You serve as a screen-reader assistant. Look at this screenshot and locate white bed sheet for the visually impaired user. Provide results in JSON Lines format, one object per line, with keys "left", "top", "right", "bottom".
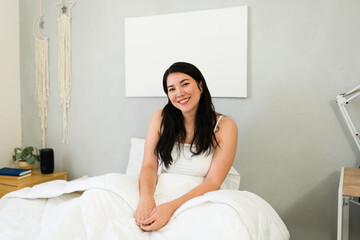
{"left": 0, "top": 173, "right": 289, "bottom": 240}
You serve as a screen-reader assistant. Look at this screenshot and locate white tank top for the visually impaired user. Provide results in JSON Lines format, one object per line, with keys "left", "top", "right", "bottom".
{"left": 160, "top": 115, "right": 223, "bottom": 177}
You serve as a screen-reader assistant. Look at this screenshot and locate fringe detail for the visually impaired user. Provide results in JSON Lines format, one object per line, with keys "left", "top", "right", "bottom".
{"left": 35, "top": 38, "right": 49, "bottom": 148}
{"left": 58, "top": 15, "right": 72, "bottom": 144}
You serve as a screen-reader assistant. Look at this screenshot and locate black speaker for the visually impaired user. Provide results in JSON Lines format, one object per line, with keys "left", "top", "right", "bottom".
{"left": 40, "top": 148, "right": 54, "bottom": 174}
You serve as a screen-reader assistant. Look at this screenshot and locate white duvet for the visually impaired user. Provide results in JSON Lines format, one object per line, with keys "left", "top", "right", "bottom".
{"left": 0, "top": 173, "right": 289, "bottom": 240}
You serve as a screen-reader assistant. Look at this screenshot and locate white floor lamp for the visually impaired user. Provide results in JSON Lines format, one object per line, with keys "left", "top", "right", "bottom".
{"left": 336, "top": 84, "right": 360, "bottom": 153}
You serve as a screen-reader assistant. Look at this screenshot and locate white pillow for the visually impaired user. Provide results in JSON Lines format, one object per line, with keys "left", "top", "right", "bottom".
{"left": 219, "top": 167, "right": 241, "bottom": 190}
{"left": 126, "top": 137, "right": 241, "bottom": 189}
{"left": 126, "top": 138, "right": 145, "bottom": 177}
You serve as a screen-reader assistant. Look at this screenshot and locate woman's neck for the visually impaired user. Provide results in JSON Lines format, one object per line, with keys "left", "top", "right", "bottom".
{"left": 183, "top": 113, "right": 195, "bottom": 129}
{"left": 183, "top": 111, "right": 196, "bottom": 124}
{"left": 182, "top": 113, "right": 196, "bottom": 144}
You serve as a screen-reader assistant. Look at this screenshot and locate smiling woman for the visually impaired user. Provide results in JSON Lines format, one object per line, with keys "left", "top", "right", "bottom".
{"left": 136, "top": 62, "right": 239, "bottom": 231}
{"left": 157, "top": 62, "right": 220, "bottom": 168}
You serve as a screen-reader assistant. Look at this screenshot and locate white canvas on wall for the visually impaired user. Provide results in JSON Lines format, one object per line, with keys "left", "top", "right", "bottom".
{"left": 125, "top": 6, "right": 248, "bottom": 98}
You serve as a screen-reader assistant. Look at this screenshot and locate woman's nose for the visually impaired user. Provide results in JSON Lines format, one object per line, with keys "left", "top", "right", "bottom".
{"left": 176, "top": 88, "right": 185, "bottom": 97}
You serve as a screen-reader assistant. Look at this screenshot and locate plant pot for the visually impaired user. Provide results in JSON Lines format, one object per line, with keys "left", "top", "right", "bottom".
{"left": 18, "top": 160, "right": 35, "bottom": 169}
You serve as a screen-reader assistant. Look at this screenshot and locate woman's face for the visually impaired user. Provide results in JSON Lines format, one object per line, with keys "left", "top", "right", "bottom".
{"left": 166, "top": 72, "right": 203, "bottom": 116}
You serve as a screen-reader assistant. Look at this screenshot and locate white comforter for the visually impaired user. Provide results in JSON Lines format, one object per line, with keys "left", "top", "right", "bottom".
{"left": 0, "top": 173, "right": 289, "bottom": 240}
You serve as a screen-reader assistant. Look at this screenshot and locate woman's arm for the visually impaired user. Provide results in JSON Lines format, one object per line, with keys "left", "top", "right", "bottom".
{"left": 136, "top": 109, "right": 162, "bottom": 227}
{"left": 140, "top": 116, "right": 238, "bottom": 231}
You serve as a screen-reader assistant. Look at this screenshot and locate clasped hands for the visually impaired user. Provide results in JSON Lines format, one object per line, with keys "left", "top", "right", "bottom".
{"left": 135, "top": 197, "right": 176, "bottom": 231}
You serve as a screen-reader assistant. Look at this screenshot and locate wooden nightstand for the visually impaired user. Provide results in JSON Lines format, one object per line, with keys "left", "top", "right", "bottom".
{"left": 0, "top": 168, "right": 67, "bottom": 198}
{"left": 338, "top": 167, "right": 360, "bottom": 240}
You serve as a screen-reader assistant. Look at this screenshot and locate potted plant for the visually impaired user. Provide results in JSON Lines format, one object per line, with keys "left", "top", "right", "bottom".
{"left": 13, "top": 146, "right": 40, "bottom": 169}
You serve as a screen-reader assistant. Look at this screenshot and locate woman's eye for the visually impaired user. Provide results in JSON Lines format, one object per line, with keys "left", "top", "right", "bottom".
{"left": 183, "top": 83, "right": 189, "bottom": 87}
{"left": 168, "top": 88, "right": 175, "bottom": 92}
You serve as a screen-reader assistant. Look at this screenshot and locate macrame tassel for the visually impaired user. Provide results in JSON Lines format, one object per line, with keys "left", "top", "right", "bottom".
{"left": 35, "top": 38, "right": 49, "bottom": 148}
{"left": 58, "top": 15, "right": 72, "bottom": 144}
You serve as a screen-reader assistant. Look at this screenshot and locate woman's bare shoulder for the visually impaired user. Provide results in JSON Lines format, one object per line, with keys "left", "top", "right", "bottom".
{"left": 216, "top": 115, "right": 238, "bottom": 141}
{"left": 217, "top": 115, "right": 237, "bottom": 130}
{"left": 148, "top": 109, "right": 163, "bottom": 132}
{"left": 151, "top": 109, "right": 163, "bottom": 122}
{"left": 222, "top": 116, "right": 237, "bottom": 127}
{"left": 153, "top": 109, "right": 163, "bottom": 117}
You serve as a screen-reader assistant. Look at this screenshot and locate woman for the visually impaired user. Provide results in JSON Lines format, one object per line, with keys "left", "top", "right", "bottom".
{"left": 136, "top": 62, "right": 238, "bottom": 231}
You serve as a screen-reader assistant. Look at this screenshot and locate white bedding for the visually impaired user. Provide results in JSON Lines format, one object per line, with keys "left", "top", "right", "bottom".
{"left": 0, "top": 173, "right": 289, "bottom": 240}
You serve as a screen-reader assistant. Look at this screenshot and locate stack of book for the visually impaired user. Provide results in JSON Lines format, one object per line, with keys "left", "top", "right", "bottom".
{"left": 0, "top": 167, "right": 32, "bottom": 180}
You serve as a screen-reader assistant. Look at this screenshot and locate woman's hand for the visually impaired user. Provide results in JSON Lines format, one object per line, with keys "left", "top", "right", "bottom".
{"left": 139, "top": 202, "right": 176, "bottom": 231}
{"left": 135, "top": 197, "right": 156, "bottom": 227}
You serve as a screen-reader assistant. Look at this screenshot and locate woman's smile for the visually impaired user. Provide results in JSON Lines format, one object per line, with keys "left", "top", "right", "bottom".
{"left": 178, "top": 97, "right": 190, "bottom": 105}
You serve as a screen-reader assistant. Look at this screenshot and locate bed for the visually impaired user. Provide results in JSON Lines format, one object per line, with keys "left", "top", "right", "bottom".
{"left": 0, "top": 138, "right": 290, "bottom": 240}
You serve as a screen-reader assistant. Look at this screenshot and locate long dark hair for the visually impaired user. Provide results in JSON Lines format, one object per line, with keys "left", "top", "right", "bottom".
{"left": 156, "top": 62, "right": 219, "bottom": 168}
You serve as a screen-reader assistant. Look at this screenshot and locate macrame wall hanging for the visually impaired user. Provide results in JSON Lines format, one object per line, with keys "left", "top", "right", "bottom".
{"left": 33, "top": 0, "right": 49, "bottom": 148}
{"left": 55, "top": 0, "right": 75, "bottom": 144}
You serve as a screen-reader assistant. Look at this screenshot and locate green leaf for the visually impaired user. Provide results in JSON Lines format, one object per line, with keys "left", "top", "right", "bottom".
{"left": 22, "top": 149, "right": 29, "bottom": 155}
{"left": 14, "top": 148, "right": 21, "bottom": 154}
{"left": 27, "top": 156, "right": 37, "bottom": 164}
{"left": 23, "top": 146, "right": 34, "bottom": 155}
{"left": 15, "top": 153, "right": 23, "bottom": 160}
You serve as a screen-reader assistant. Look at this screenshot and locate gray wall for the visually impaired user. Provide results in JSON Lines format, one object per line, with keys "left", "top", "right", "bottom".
{"left": 0, "top": 0, "right": 21, "bottom": 167}
{"left": 20, "top": 0, "right": 360, "bottom": 239}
